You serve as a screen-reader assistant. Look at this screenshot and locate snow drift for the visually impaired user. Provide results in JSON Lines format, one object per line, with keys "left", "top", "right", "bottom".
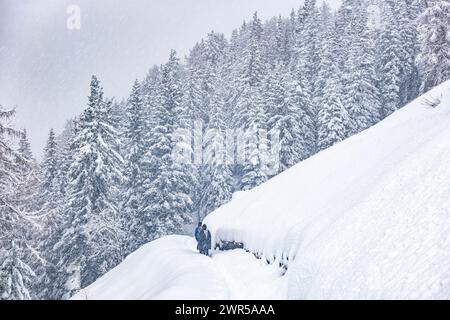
{"left": 75, "top": 81, "right": 450, "bottom": 299}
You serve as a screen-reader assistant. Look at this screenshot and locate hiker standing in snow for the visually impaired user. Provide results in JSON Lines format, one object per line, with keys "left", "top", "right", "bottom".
{"left": 202, "top": 224, "right": 212, "bottom": 256}
{"left": 195, "top": 222, "right": 203, "bottom": 253}
{"left": 194, "top": 222, "right": 202, "bottom": 241}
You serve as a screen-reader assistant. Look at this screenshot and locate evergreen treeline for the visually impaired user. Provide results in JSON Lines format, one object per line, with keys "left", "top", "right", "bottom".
{"left": 1, "top": 0, "right": 449, "bottom": 299}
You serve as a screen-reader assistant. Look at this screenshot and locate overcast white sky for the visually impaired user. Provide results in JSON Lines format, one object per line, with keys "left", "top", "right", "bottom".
{"left": 0, "top": 0, "right": 341, "bottom": 157}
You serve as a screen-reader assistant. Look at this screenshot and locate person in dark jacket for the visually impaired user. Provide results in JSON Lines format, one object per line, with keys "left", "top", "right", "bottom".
{"left": 202, "top": 224, "right": 212, "bottom": 256}
{"left": 196, "top": 223, "right": 206, "bottom": 253}
{"left": 194, "top": 222, "right": 202, "bottom": 241}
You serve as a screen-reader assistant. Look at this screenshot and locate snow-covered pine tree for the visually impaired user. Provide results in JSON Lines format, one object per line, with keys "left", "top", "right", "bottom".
{"left": 315, "top": 17, "right": 350, "bottom": 151}
{"left": 54, "top": 120, "right": 76, "bottom": 198}
{"left": 199, "top": 79, "right": 234, "bottom": 218}
{"left": 402, "top": 0, "right": 428, "bottom": 101}
{"left": 318, "top": 77, "right": 350, "bottom": 151}
{"left": 379, "top": 0, "right": 407, "bottom": 117}
{"left": 265, "top": 63, "right": 314, "bottom": 173}
{"left": 0, "top": 106, "right": 36, "bottom": 300}
{"left": 235, "top": 12, "right": 271, "bottom": 190}
{"left": 396, "top": 0, "right": 421, "bottom": 104}
{"left": 38, "top": 120, "right": 78, "bottom": 300}
{"left": 36, "top": 128, "right": 66, "bottom": 300}
{"left": 344, "top": 7, "right": 382, "bottom": 135}
{"left": 37, "top": 128, "right": 60, "bottom": 236}
{"left": 18, "top": 130, "right": 33, "bottom": 165}
{"left": 187, "top": 31, "right": 234, "bottom": 220}
{"left": 142, "top": 51, "right": 193, "bottom": 238}
{"left": 317, "top": 32, "right": 350, "bottom": 153}
{"left": 273, "top": 16, "right": 292, "bottom": 67}
{"left": 15, "top": 130, "right": 40, "bottom": 214}
{"left": 237, "top": 86, "right": 270, "bottom": 190}
{"left": 185, "top": 48, "right": 207, "bottom": 126}
{"left": 121, "top": 80, "right": 149, "bottom": 255}
{"left": 182, "top": 50, "right": 207, "bottom": 222}
{"left": 242, "top": 12, "right": 266, "bottom": 89}
{"left": 41, "top": 129, "right": 58, "bottom": 197}
{"left": 335, "top": 0, "right": 359, "bottom": 72}
{"left": 0, "top": 240, "right": 36, "bottom": 300}
{"left": 416, "top": 0, "right": 450, "bottom": 93}
{"left": 294, "top": 0, "right": 320, "bottom": 92}
{"left": 54, "top": 76, "right": 124, "bottom": 298}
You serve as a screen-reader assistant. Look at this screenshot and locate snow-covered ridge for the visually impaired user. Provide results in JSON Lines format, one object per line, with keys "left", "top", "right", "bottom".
{"left": 204, "top": 80, "right": 450, "bottom": 299}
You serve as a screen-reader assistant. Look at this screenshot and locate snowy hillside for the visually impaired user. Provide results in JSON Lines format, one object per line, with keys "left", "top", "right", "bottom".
{"left": 74, "top": 81, "right": 450, "bottom": 300}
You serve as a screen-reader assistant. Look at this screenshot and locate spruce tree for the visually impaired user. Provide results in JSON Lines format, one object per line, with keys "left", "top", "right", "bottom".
{"left": 0, "top": 107, "right": 36, "bottom": 300}
{"left": 265, "top": 64, "right": 314, "bottom": 173}
{"left": 379, "top": 2, "right": 403, "bottom": 117}
{"left": 122, "top": 80, "right": 149, "bottom": 255}
{"left": 318, "top": 69, "right": 350, "bottom": 150}
{"left": 416, "top": 0, "right": 450, "bottom": 93}
{"left": 236, "top": 12, "right": 270, "bottom": 190}
{"left": 199, "top": 82, "right": 234, "bottom": 218}
{"left": 345, "top": 9, "right": 382, "bottom": 134}
{"left": 142, "top": 51, "right": 193, "bottom": 238}
{"left": 54, "top": 76, "right": 124, "bottom": 298}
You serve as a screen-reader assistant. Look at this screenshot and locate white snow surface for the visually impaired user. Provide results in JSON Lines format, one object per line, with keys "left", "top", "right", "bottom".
{"left": 205, "top": 81, "right": 450, "bottom": 299}
{"left": 72, "top": 235, "right": 285, "bottom": 300}
{"left": 74, "top": 81, "right": 450, "bottom": 300}
{"left": 72, "top": 236, "right": 228, "bottom": 300}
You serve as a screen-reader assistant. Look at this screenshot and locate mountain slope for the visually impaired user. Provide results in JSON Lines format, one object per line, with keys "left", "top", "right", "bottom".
{"left": 74, "top": 81, "right": 450, "bottom": 299}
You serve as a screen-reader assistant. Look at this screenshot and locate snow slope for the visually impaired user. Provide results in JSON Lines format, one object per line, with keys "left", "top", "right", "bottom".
{"left": 72, "top": 236, "right": 285, "bottom": 300}
{"left": 74, "top": 81, "right": 450, "bottom": 299}
{"left": 72, "top": 236, "right": 229, "bottom": 300}
{"left": 205, "top": 81, "right": 450, "bottom": 299}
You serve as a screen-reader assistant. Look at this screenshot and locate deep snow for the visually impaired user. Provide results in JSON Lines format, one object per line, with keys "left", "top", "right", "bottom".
{"left": 205, "top": 80, "right": 450, "bottom": 299}
{"left": 72, "top": 236, "right": 229, "bottom": 300}
{"left": 74, "top": 81, "right": 450, "bottom": 300}
{"left": 72, "top": 236, "right": 285, "bottom": 300}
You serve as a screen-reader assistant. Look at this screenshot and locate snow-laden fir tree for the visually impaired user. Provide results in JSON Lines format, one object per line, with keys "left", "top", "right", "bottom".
{"left": 142, "top": 51, "right": 193, "bottom": 238}
{"left": 265, "top": 63, "right": 314, "bottom": 173}
{"left": 318, "top": 79, "right": 350, "bottom": 150}
{"left": 189, "top": 32, "right": 233, "bottom": 220}
{"left": 345, "top": 8, "right": 382, "bottom": 134}
{"left": 41, "top": 129, "right": 59, "bottom": 199}
{"left": 37, "top": 129, "right": 60, "bottom": 241}
{"left": 237, "top": 87, "right": 270, "bottom": 190}
{"left": 18, "top": 130, "right": 33, "bottom": 166}
{"left": 294, "top": 0, "right": 320, "bottom": 92}
{"left": 53, "top": 76, "right": 124, "bottom": 298}
{"left": 199, "top": 80, "right": 235, "bottom": 218}
{"left": 0, "top": 240, "right": 36, "bottom": 300}
{"left": 54, "top": 120, "right": 76, "bottom": 197}
{"left": 15, "top": 130, "right": 40, "bottom": 214}
{"left": 37, "top": 128, "right": 66, "bottom": 300}
{"left": 335, "top": 0, "right": 358, "bottom": 72}
{"left": 235, "top": 12, "right": 270, "bottom": 190}
{"left": 416, "top": 0, "right": 450, "bottom": 93}
{"left": 396, "top": 0, "right": 421, "bottom": 104}
{"left": 241, "top": 12, "right": 266, "bottom": 89}
{"left": 317, "top": 50, "right": 350, "bottom": 151}
{"left": 121, "top": 80, "right": 149, "bottom": 255}
{"left": 0, "top": 107, "right": 36, "bottom": 300}
{"left": 379, "top": 0, "right": 410, "bottom": 117}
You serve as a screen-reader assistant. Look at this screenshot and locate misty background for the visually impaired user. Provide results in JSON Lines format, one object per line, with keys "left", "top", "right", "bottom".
{"left": 0, "top": 0, "right": 341, "bottom": 157}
